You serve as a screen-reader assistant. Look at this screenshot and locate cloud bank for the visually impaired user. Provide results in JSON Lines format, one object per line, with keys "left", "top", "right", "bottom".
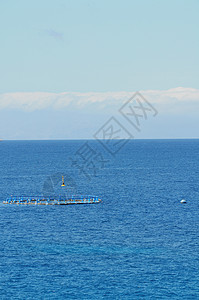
{"left": 0, "top": 87, "right": 199, "bottom": 113}
{"left": 0, "top": 87, "right": 199, "bottom": 139}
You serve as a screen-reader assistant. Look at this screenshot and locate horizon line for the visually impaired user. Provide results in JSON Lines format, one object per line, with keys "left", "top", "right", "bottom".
{"left": 1, "top": 138, "right": 199, "bottom": 141}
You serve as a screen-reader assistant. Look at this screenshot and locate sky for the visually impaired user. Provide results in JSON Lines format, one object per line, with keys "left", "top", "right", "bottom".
{"left": 0, "top": 0, "right": 199, "bottom": 139}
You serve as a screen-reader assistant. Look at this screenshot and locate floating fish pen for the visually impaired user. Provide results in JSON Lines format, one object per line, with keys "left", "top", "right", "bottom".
{"left": 3, "top": 195, "right": 101, "bottom": 205}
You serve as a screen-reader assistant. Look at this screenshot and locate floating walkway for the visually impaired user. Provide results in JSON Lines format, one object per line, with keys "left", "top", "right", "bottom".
{"left": 3, "top": 195, "right": 101, "bottom": 205}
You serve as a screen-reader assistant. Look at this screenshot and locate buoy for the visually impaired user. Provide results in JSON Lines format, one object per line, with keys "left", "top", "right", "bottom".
{"left": 61, "top": 176, "right": 65, "bottom": 187}
{"left": 181, "top": 199, "right": 186, "bottom": 204}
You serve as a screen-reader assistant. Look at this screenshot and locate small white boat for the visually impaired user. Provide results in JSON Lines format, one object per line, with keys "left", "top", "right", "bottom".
{"left": 180, "top": 199, "right": 187, "bottom": 204}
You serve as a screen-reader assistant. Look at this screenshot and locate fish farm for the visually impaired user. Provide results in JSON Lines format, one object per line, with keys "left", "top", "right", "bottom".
{"left": 3, "top": 195, "right": 101, "bottom": 205}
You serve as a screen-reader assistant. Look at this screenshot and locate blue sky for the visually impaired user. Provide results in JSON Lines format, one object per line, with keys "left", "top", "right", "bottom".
{"left": 0, "top": 0, "right": 199, "bottom": 139}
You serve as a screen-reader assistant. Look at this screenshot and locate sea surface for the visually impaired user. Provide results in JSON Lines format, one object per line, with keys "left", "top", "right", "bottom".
{"left": 0, "top": 140, "right": 199, "bottom": 299}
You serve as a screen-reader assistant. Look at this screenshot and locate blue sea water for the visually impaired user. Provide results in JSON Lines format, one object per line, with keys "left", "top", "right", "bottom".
{"left": 0, "top": 139, "right": 199, "bottom": 299}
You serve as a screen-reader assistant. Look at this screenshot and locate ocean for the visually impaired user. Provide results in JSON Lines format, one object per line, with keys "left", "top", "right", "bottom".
{"left": 0, "top": 140, "right": 199, "bottom": 299}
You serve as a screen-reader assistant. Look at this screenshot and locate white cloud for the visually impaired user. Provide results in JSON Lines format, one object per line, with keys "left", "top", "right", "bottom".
{"left": 0, "top": 87, "right": 199, "bottom": 112}
{"left": 142, "top": 87, "right": 199, "bottom": 103}
{"left": 1, "top": 87, "right": 199, "bottom": 140}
